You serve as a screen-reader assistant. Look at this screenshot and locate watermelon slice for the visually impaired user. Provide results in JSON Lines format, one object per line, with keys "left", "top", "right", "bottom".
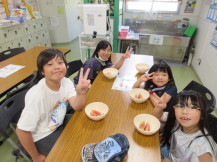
{"left": 145, "top": 122, "right": 150, "bottom": 131}
{"left": 139, "top": 121, "right": 146, "bottom": 130}
{"left": 139, "top": 121, "right": 150, "bottom": 131}
{"left": 137, "top": 93, "right": 143, "bottom": 99}
{"left": 90, "top": 110, "right": 102, "bottom": 116}
{"left": 135, "top": 93, "right": 143, "bottom": 99}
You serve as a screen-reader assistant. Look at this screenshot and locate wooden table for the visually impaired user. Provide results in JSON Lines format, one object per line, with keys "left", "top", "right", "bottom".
{"left": 46, "top": 54, "right": 161, "bottom": 162}
{"left": 0, "top": 46, "right": 70, "bottom": 97}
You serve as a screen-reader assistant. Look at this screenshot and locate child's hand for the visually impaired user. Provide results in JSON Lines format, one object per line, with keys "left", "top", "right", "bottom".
{"left": 152, "top": 93, "right": 167, "bottom": 119}
{"left": 138, "top": 72, "right": 154, "bottom": 82}
{"left": 153, "top": 93, "right": 167, "bottom": 110}
{"left": 76, "top": 68, "right": 91, "bottom": 95}
{"left": 122, "top": 46, "right": 133, "bottom": 59}
{"left": 32, "top": 153, "right": 46, "bottom": 162}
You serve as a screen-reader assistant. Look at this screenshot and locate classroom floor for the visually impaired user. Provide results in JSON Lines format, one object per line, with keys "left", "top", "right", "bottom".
{"left": 1, "top": 38, "right": 215, "bottom": 162}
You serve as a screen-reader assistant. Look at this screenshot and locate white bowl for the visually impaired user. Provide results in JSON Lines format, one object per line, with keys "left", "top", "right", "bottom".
{"left": 85, "top": 102, "right": 109, "bottom": 121}
{"left": 103, "top": 68, "right": 118, "bottom": 79}
{"left": 136, "top": 63, "right": 150, "bottom": 74}
{"left": 129, "top": 88, "right": 150, "bottom": 104}
{"left": 134, "top": 114, "right": 160, "bottom": 135}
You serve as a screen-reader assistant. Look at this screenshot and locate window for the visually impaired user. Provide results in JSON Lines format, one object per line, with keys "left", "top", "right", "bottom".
{"left": 126, "top": 0, "right": 181, "bottom": 13}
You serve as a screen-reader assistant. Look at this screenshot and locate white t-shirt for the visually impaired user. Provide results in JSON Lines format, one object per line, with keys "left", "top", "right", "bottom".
{"left": 17, "top": 77, "right": 76, "bottom": 142}
{"left": 170, "top": 127, "right": 217, "bottom": 162}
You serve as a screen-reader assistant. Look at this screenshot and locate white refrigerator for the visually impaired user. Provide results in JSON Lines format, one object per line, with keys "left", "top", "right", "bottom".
{"left": 38, "top": 0, "right": 82, "bottom": 43}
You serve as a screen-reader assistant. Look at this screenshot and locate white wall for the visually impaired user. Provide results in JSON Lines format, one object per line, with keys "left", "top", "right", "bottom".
{"left": 192, "top": 0, "right": 217, "bottom": 101}
{"left": 38, "top": 0, "right": 82, "bottom": 43}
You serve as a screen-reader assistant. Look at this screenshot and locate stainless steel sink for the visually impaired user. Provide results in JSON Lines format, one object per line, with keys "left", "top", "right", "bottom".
{"left": 139, "top": 33, "right": 190, "bottom": 47}
{"left": 124, "top": 19, "right": 191, "bottom": 61}
{"left": 138, "top": 34, "right": 190, "bottom": 61}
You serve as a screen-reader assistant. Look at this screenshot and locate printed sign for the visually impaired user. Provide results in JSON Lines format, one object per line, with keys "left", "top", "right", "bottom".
{"left": 210, "top": 25, "right": 217, "bottom": 49}
{"left": 149, "top": 35, "right": 164, "bottom": 45}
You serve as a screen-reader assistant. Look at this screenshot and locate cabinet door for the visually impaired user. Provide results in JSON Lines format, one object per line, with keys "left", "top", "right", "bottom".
{"left": 1, "top": 26, "right": 13, "bottom": 42}
{"left": 68, "top": 0, "right": 83, "bottom": 40}
{"left": 0, "top": 29, "right": 4, "bottom": 44}
{"left": 12, "top": 24, "right": 24, "bottom": 39}
{"left": 0, "top": 43, "right": 6, "bottom": 52}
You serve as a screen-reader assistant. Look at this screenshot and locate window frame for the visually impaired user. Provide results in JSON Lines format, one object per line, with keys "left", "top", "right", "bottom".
{"left": 125, "top": 0, "right": 181, "bottom": 14}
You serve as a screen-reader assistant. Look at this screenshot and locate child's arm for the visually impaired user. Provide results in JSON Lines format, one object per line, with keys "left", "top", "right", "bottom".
{"left": 69, "top": 68, "right": 91, "bottom": 110}
{"left": 198, "top": 153, "right": 213, "bottom": 162}
{"left": 111, "top": 46, "right": 132, "bottom": 69}
{"left": 16, "top": 127, "right": 46, "bottom": 161}
{"left": 133, "top": 73, "right": 154, "bottom": 88}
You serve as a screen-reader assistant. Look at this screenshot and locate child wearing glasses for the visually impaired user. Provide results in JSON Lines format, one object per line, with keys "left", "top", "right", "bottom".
{"left": 133, "top": 62, "right": 177, "bottom": 111}
{"left": 74, "top": 40, "right": 132, "bottom": 84}
{"left": 153, "top": 90, "right": 217, "bottom": 162}
{"left": 16, "top": 49, "right": 91, "bottom": 161}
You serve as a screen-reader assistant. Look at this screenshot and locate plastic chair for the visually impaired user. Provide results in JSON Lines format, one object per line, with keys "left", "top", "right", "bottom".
{"left": 0, "top": 90, "right": 31, "bottom": 161}
{"left": 158, "top": 59, "right": 169, "bottom": 66}
{"left": 0, "top": 47, "right": 25, "bottom": 62}
{"left": 207, "top": 114, "right": 217, "bottom": 142}
{"left": 66, "top": 60, "right": 83, "bottom": 78}
{"left": 65, "top": 60, "right": 83, "bottom": 114}
{"left": 183, "top": 80, "right": 216, "bottom": 113}
{"left": 0, "top": 71, "right": 41, "bottom": 106}
{"left": 6, "top": 71, "right": 41, "bottom": 100}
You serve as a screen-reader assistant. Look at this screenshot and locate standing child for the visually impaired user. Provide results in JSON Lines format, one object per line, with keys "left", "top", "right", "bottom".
{"left": 133, "top": 63, "right": 177, "bottom": 111}
{"left": 153, "top": 90, "right": 217, "bottom": 162}
{"left": 16, "top": 48, "right": 90, "bottom": 161}
{"left": 74, "top": 40, "right": 132, "bottom": 84}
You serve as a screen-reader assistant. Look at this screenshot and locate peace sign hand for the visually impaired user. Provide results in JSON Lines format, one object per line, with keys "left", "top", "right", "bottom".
{"left": 138, "top": 72, "right": 154, "bottom": 82}
{"left": 76, "top": 68, "right": 91, "bottom": 95}
{"left": 152, "top": 93, "right": 167, "bottom": 110}
{"left": 122, "top": 46, "right": 133, "bottom": 59}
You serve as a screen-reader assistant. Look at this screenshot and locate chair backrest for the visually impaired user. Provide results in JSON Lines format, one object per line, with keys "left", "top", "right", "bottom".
{"left": 66, "top": 60, "right": 83, "bottom": 78}
{"left": 0, "top": 47, "right": 25, "bottom": 62}
{"left": 158, "top": 59, "right": 169, "bottom": 66}
{"left": 207, "top": 114, "right": 217, "bottom": 143}
{"left": 0, "top": 90, "right": 28, "bottom": 138}
{"left": 6, "top": 71, "right": 41, "bottom": 99}
{"left": 183, "top": 80, "right": 216, "bottom": 113}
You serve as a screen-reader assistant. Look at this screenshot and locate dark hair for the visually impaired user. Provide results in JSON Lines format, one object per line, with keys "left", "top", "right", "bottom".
{"left": 37, "top": 48, "right": 67, "bottom": 77}
{"left": 144, "top": 63, "right": 175, "bottom": 90}
{"left": 161, "top": 90, "right": 217, "bottom": 147}
{"left": 92, "top": 40, "right": 112, "bottom": 62}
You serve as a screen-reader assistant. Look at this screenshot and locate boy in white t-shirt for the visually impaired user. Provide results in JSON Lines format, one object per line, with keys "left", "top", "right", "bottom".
{"left": 16, "top": 48, "right": 90, "bottom": 162}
